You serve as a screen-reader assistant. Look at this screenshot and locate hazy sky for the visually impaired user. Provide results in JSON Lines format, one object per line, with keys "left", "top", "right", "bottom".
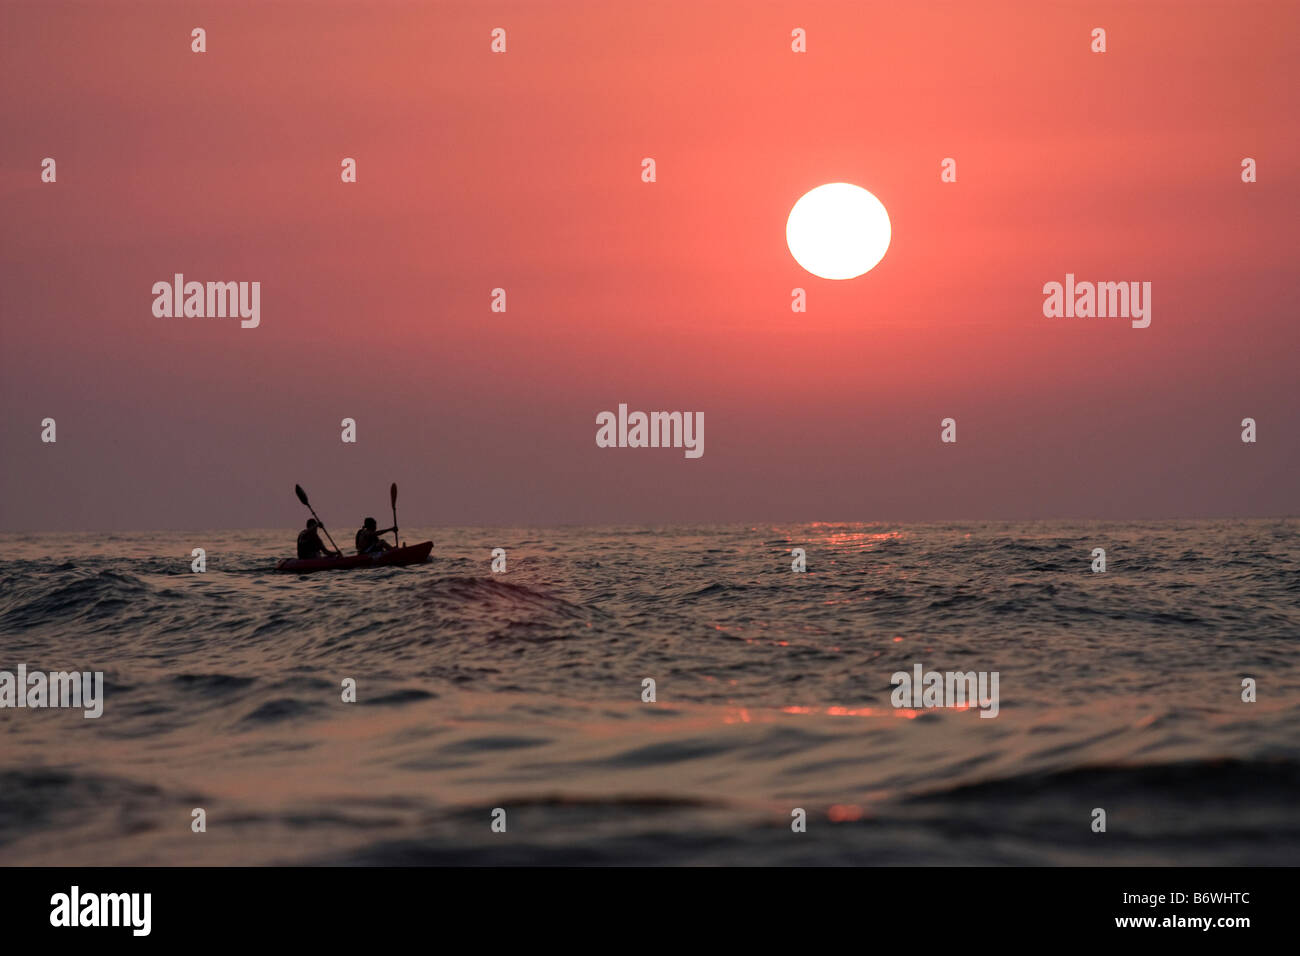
{"left": 2, "top": 1, "right": 1296, "bottom": 531}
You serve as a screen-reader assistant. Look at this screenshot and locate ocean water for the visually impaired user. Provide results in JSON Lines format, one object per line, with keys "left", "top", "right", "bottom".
{"left": 0, "top": 520, "right": 1296, "bottom": 866}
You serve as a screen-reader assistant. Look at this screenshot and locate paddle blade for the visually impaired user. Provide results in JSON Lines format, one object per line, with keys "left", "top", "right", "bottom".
{"left": 390, "top": 483, "right": 398, "bottom": 507}
{"left": 295, "top": 484, "right": 309, "bottom": 507}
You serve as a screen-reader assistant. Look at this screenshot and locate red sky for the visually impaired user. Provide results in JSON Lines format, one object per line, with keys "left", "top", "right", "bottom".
{"left": 1, "top": 0, "right": 1296, "bottom": 530}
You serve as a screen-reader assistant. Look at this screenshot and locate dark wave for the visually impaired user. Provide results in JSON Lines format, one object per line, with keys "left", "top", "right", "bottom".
{"left": 0, "top": 567, "right": 151, "bottom": 630}
{"left": 910, "top": 757, "right": 1300, "bottom": 804}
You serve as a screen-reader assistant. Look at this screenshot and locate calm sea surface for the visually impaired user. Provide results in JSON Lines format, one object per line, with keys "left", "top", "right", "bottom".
{"left": 1, "top": 520, "right": 1296, "bottom": 865}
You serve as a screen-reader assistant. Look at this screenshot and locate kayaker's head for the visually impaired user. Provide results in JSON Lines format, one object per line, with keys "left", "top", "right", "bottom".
{"left": 363, "top": 517, "right": 378, "bottom": 531}
{"left": 306, "top": 518, "right": 318, "bottom": 530}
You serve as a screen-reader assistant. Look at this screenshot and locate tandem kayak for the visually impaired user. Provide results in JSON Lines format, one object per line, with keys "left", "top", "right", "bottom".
{"left": 275, "top": 541, "right": 433, "bottom": 574}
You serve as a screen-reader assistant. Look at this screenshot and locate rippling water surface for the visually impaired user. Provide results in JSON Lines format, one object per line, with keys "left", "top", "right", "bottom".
{"left": 1, "top": 520, "right": 1296, "bottom": 865}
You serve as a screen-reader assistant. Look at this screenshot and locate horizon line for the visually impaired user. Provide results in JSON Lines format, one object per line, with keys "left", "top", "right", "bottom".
{"left": 2, "top": 514, "right": 1296, "bottom": 536}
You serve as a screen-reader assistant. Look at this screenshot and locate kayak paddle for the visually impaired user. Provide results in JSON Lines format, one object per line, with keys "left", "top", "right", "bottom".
{"left": 295, "top": 483, "right": 342, "bottom": 555}
{"left": 390, "top": 482, "right": 399, "bottom": 546}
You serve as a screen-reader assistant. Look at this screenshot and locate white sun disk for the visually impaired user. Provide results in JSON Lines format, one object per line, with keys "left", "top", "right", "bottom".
{"left": 786, "top": 183, "right": 891, "bottom": 280}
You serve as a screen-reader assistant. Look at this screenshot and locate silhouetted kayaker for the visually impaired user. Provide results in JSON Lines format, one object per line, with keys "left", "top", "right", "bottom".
{"left": 297, "top": 519, "right": 341, "bottom": 559}
{"left": 355, "top": 517, "right": 396, "bottom": 555}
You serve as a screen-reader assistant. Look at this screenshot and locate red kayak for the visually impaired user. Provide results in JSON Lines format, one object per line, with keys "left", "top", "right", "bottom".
{"left": 275, "top": 541, "right": 433, "bottom": 574}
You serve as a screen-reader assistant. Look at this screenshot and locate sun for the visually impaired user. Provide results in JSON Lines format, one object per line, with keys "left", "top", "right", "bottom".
{"left": 786, "top": 183, "right": 891, "bottom": 280}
